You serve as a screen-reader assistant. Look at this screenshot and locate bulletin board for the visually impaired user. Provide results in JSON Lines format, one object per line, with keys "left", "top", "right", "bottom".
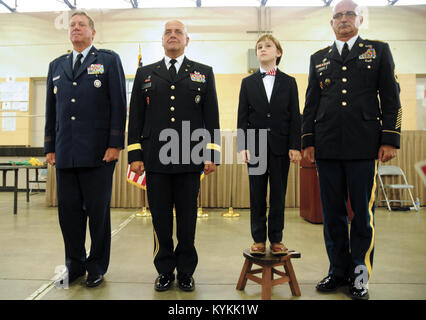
{"left": 0, "top": 77, "right": 31, "bottom": 146}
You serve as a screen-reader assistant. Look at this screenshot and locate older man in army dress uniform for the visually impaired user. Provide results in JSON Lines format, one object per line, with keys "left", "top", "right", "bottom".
{"left": 44, "top": 12, "right": 127, "bottom": 287}
{"left": 128, "top": 20, "right": 221, "bottom": 292}
{"left": 302, "top": 0, "right": 401, "bottom": 299}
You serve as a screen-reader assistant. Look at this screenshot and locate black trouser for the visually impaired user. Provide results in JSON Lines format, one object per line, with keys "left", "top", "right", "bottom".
{"left": 248, "top": 146, "right": 290, "bottom": 243}
{"left": 146, "top": 172, "right": 200, "bottom": 276}
{"left": 56, "top": 163, "right": 115, "bottom": 276}
{"left": 316, "top": 159, "right": 378, "bottom": 281}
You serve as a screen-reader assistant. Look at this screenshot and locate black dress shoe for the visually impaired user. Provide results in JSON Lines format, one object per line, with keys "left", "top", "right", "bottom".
{"left": 177, "top": 274, "right": 195, "bottom": 292}
{"left": 349, "top": 280, "right": 369, "bottom": 300}
{"left": 155, "top": 273, "right": 175, "bottom": 292}
{"left": 68, "top": 271, "right": 86, "bottom": 284}
{"left": 316, "top": 275, "right": 348, "bottom": 292}
{"left": 86, "top": 274, "right": 104, "bottom": 288}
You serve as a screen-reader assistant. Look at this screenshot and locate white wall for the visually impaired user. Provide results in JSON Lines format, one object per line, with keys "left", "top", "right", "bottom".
{"left": 0, "top": 5, "right": 425, "bottom": 77}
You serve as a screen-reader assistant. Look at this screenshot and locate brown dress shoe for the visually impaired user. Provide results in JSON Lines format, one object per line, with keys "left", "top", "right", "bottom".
{"left": 250, "top": 242, "right": 266, "bottom": 256}
{"left": 270, "top": 242, "right": 288, "bottom": 255}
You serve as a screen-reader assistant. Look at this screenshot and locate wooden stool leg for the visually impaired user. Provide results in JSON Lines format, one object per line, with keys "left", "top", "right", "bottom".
{"left": 236, "top": 259, "right": 253, "bottom": 290}
{"left": 261, "top": 266, "right": 272, "bottom": 300}
{"left": 284, "top": 260, "right": 301, "bottom": 296}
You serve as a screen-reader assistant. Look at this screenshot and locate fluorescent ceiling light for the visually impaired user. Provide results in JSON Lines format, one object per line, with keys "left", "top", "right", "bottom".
{"left": 352, "top": 0, "right": 387, "bottom": 5}
{"left": 201, "top": 0, "right": 261, "bottom": 7}
{"left": 394, "top": 0, "right": 426, "bottom": 5}
{"left": 138, "top": 0, "right": 197, "bottom": 8}
{"left": 5, "top": 0, "right": 70, "bottom": 12}
{"left": 76, "top": 0, "right": 133, "bottom": 9}
{"left": 266, "top": 0, "right": 324, "bottom": 6}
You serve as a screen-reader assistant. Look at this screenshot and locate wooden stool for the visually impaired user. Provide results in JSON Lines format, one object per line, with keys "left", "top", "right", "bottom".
{"left": 236, "top": 248, "right": 301, "bottom": 300}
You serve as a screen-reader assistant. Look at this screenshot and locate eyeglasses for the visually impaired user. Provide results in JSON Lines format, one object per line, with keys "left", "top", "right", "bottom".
{"left": 333, "top": 11, "right": 358, "bottom": 20}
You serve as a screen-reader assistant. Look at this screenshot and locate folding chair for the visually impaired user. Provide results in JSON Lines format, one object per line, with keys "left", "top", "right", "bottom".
{"left": 377, "top": 165, "right": 419, "bottom": 211}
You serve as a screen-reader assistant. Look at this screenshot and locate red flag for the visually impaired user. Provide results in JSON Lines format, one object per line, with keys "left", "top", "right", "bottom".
{"left": 415, "top": 160, "right": 426, "bottom": 187}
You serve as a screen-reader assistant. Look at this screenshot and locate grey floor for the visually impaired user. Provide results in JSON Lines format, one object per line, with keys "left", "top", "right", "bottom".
{"left": 0, "top": 192, "right": 425, "bottom": 301}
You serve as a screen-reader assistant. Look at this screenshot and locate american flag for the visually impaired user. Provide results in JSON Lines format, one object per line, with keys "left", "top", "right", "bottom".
{"left": 126, "top": 165, "right": 205, "bottom": 191}
{"left": 138, "top": 44, "right": 142, "bottom": 68}
{"left": 126, "top": 164, "right": 146, "bottom": 190}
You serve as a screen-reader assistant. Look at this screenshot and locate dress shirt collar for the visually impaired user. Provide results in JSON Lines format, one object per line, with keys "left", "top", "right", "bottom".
{"left": 72, "top": 44, "right": 93, "bottom": 66}
{"left": 334, "top": 34, "right": 359, "bottom": 55}
{"left": 164, "top": 54, "right": 185, "bottom": 73}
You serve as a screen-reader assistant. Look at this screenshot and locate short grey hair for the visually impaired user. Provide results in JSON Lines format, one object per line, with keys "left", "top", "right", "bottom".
{"left": 332, "top": 0, "right": 362, "bottom": 16}
{"left": 71, "top": 11, "right": 95, "bottom": 29}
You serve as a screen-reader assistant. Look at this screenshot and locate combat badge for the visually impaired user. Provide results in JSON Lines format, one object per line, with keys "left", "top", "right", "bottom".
{"left": 94, "top": 79, "right": 102, "bottom": 88}
{"left": 195, "top": 95, "right": 201, "bottom": 104}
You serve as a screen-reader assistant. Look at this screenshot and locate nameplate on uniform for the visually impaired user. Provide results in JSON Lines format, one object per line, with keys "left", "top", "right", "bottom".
{"left": 190, "top": 71, "right": 206, "bottom": 83}
{"left": 315, "top": 60, "right": 330, "bottom": 72}
{"left": 87, "top": 64, "right": 104, "bottom": 75}
{"left": 53, "top": 75, "right": 60, "bottom": 81}
{"left": 359, "top": 48, "right": 376, "bottom": 60}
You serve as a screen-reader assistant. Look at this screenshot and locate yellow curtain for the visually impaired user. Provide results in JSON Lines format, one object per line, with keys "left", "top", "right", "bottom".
{"left": 46, "top": 130, "right": 425, "bottom": 208}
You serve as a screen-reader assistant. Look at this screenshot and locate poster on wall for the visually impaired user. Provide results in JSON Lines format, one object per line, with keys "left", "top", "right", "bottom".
{"left": 0, "top": 82, "right": 29, "bottom": 102}
{"left": 1, "top": 112, "right": 17, "bottom": 131}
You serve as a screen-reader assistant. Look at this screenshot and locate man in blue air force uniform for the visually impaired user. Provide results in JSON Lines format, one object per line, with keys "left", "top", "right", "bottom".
{"left": 44, "top": 11, "right": 126, "bottom": 288}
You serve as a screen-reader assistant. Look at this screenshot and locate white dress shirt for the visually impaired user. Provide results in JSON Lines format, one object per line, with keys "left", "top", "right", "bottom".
{"left": 164, "top": 54, "right": 185, "bottom": 74}
{"left": 335, "top": 34, "right": 359, "bottom": 55}
{"left": 259, "top": 66, "right": 277, "bottom": 103}
{"left": 72, "top": 45, "right": 93, "bottom": 68}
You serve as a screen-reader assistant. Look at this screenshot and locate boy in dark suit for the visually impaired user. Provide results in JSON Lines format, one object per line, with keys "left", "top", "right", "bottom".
{"left": 237, "top": 35, "right": 301, "bottom": 256}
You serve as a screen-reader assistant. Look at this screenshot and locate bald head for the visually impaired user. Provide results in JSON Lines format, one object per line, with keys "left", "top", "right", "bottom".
{"left": 332, "top": 0, "right": 361, "bottom": 16}
{"left": 162, "top": 20, "right": 190, "bottom": 58}
{"left": 330, "top": 0, "right": 363, "bottom": 41}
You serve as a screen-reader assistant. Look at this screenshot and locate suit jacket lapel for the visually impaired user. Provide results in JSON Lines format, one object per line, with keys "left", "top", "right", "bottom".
{"left": 254, "top": 70, "right": 269, "bottom": 106}
{"left": 175, "top": 56, "right": 192, "bottom": 83}
{"left": 152, "top": 58, "right": 172, "bottom": 83}
{"left": 74, "top": 46, "right": 98, "bottom": 79}
{"left": 270, "top": 69, "right": 283, "bottom": 106}
{"left": 61, "top": 52, "right": 73, "bottom": 80}
{"left": 345, "top": 36, "right": 364, "bottom": 63}
{"left": 328, "top": 42, "right": 342, "bottom": 63}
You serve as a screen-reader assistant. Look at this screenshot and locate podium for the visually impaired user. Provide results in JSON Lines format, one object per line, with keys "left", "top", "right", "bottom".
{"left": 300, "top": 158, "right": 354, "bottom": 224}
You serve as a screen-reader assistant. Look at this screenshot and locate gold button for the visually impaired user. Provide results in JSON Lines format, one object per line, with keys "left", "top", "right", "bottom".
{"left": 71, "top": 116, "right": 76, "bottom": 120}
{"left": 171, "top": 85, "right": 175, "bottom": 90}
{"left": 171, "top": 117, "right": 175, "bottom": 122}
{"left": 170, "top": 107, "right": 175, "bottom": 111}
{"left": 171, "top": 96, "right": 175, "bottom": 100}
{"left": 342, "top": 66, "right": 347, "bottom": 71}
{"left": 342, "top": 89, "right": 347, "bottom": 94}
{"left": 320, "top": 72, "right": 323, "bottom": 76}
{"left": 342, "top": 101, "right": 347, "bottom": 107}
{"left": 367, "top": 65, "right": 371, "bottom": 69}
{"left": 73, "top": 82, "right": 77, "bottom": 86}
{"left": 71, "top": 98, "right": 76, "bottom": 103}
{"left": 197, "top": 88, "right": 201, "bottom": 91}
{"left": 342, "top": 78, "right": 347, "bottom": 83}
